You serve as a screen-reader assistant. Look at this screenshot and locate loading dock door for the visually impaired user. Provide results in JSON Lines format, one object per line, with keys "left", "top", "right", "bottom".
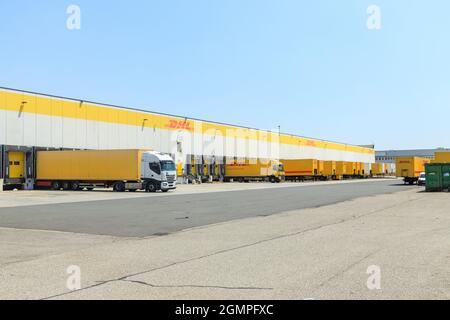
{"left": 8, "top": 152, "right": 25, "bottom": 179}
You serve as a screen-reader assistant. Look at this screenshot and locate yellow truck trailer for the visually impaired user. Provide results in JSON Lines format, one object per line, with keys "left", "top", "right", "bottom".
{"left": 323, "top": 161, "right": 337, "bottom": 179}
{"left": 282, "top": 159, "right": 323, "bottom": 181}
{"left": 371, "top": 163, "right": 385, "bottom": 176}
{"left": 396, "top": 157, "right": 430, "bottom": 184}
{"left": 344, "top": 162, "right": 357, "bottom": 177}
{"left": 434, "top": 152, "right": 450, "bottom": 163}
{"left": 335, "top": 161, "right": 347, "bottom": 179}
{"left": 36, "top": 149, "right": 177, "bottom": 192}
{"left": 224, "top": 159, "right": 285, "bottom": 183}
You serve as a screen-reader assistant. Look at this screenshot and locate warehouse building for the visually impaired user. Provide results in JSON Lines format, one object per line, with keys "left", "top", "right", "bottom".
{"left": 0, "top": 87, "right": 375, "bottom": 189}
{"left": 376, "top": 148, "right": 450, "bottom": 163}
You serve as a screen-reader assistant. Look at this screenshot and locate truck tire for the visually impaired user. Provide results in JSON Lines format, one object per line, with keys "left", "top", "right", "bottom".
{"left": 62, "top": 181, "right": 71, "bottom": 190}
{"left": 71, "top": 182, "right": 80, "bottom": 191}
{"left": 52, "top": 181, "right": 61, "bottom": 190}
{"left": 146, "top": 183, "right": 157, "bottom": 193}
{"left": 113, "top": 182, "right": 126, "bottom": 192}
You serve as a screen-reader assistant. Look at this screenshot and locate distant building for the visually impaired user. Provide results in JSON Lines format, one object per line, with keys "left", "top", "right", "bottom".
{"left": 376, "top": 148, "right": 450, "bottom": 163}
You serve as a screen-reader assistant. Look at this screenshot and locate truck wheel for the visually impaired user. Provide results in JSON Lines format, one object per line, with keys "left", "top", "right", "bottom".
{"left": 52, "top": 181, "right": 61, "bottom": 190}
{"left": 62, "top": 182, "right": 71, "bottom": 190}
{"left": 146, "top": 183, "right": 157, "bottom": 193}
{"left": 71, "top": 182, "right": 80, "bottom": 191}
{"left": 113, "top": 182, "right": 125, "bottom": 192}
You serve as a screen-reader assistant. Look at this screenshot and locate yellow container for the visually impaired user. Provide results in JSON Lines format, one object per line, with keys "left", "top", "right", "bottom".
{"left": 395, "top": 157, "right": 430, "bottom": 178}
{"left": 356, "top": 162, "right": 363, "bottom": 175}
{"left": 37, "top": 149, "right": 145, "bottom": 181}
{"left": 225, "top": 159, "right": 284, "bottom": 180}
{"left": 335, "top": 161, "right": 347, "bottom": 176}
{"left": 318, "top": 160, "right": 325, "bottom": 175}
{"left": 323, "top": 161, "right": 337, "bottom": 176}
{"left": 282, "top": 159, "right": 319, "bottom": 177}
{"left": 435, "top": 152, "right": 450, "bottom": 163}
{"left": 371, "top": 163, "right": 385, "bottom": 175}
{"left": 344, "top": 162, "right": 357, "bottom": 175}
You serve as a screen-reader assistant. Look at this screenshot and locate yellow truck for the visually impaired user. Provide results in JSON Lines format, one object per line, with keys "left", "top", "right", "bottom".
{"left": 335, "top": 161, "right": 347, "bottom": 179}
{"left": 282, "top": 159, "right": 323, "bottom": 181}
{"left": 396, "top": 157, "right": 431, "bottom": 184}
{"left": 371, "top": 163, "right": 385, "bottom": 176}
{"left": 344, "top": 162, "right": 357, "bottom": 177}
{"left": 434, "top": 152, "right": 450, "bottom": 163}
{"left": 323, "top": 161, "right": 337, "bottom": 179}
{"left": 36, "top": 149, "right": 177, "bottom": 192}
{"left": 224, "top": 159, "right": 285, "bottom": 183}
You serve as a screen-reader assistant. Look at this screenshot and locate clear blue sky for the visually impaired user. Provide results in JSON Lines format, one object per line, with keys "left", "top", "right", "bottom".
{"left": 1, "top": 1, "right": 449, "bottom": 150}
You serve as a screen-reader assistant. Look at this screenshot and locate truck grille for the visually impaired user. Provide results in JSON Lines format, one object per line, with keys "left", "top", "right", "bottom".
{"left": 167, "top": 174, "right": 176, "bottom": 182}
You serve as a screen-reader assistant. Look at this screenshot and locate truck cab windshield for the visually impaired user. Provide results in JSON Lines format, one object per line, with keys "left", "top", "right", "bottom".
{"left": 161, "top": 161, "right": 176, "bottom": 171}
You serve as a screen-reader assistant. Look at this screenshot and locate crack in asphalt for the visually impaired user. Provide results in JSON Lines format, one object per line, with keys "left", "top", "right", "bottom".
{"left": 41, "top": 195, "right": 423, "bottom": 300}
{"left": 120, "top": 279, "right": 273, "bottom": 291}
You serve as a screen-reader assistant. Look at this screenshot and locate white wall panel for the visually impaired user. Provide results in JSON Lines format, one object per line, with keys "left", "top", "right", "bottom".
{"left": 62, "top": 117, "right": 77, "bottom": 149}
{"left": 98, "top": 121, "right": 109, "bottom": 149}
{"left": 6, "top": 109, "right": 23, "bottom": 146}
{"left": 0, "top": 101, "right": 6, "bottom": 145}
{"left": 36, "top": 114, "right": 52, "bottom": 147}
{"left": 75, "top": 118, "right": 87, "bottom": 149}
{"left": 23, "top": 111, "right": 36, "bottom": 147}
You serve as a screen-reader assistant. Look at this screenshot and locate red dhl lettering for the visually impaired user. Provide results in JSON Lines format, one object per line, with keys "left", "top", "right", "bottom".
{"left": 305, "top": 140, "right": 316, "bottom": 147}
{"left": 165, "top": 120, "right": 194, "bottom": 131}
{"left": 228, "top": 163, "right": 250, "bottom": 167}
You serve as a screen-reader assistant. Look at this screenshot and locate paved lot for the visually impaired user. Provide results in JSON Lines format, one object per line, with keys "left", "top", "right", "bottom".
{"left": 1, "top": 186, "right": 449, "bottom": 300}
{"left": 0, "top": 180, "right": 411, "bottom": 237}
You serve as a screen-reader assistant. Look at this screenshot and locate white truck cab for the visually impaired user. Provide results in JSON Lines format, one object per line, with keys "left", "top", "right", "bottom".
{"left": 141, "top": 151, "right": 177, "bottom": 192}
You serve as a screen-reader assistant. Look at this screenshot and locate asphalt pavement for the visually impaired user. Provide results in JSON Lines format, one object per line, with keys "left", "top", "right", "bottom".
{"left": 0, "top": 180, "right": 412, "bottom": 237}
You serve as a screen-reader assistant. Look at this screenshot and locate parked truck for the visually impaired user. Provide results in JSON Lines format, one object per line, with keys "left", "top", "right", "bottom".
{"left": 36, "top": 149, "right": 177, "bottom": 192}
{"left": 323, "top": 161, "right": 337, "bottom": 180}
{"left": 396, "top": 156, "right": 430, "bottom": 185}
{"left": 335, "top": 161, "right": 347, "bottom": 180}
{"left": 434, "top": 152, "right": 450, "bottom": 163}
{"left": 224, "top": 159, "right": 285, "bottom": 183}
{"left": 282, "top": 159, "right": 323, "bottom": 181}
{"left": 371, "top": 163, "right": 385, "bottom": 176}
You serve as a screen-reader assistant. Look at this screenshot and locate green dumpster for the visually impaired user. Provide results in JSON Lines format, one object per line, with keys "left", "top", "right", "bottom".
{"left": 443, "top": 164, "right": 450, "bottom": 190}
{"left": 426, "top": 163, "right": 450, "bottom": 192}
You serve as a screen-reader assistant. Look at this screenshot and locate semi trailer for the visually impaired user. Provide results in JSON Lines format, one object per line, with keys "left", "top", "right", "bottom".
{"left": 36, "top": 149, "right": 177, "bottom": 192}
{"left": 434, "top": 152, "right": 450, "bottom": 163}
{"left": 396, "top": 156, "right": 430, "bottom": 185}
{"left": 323, "top": 161, "right": 337, "bottom": 179}
{"left": 224, "top": 159, "right": 285, "bottom": 183}
{"left": 282, "top": 159, "right": 322, "bottom": 181}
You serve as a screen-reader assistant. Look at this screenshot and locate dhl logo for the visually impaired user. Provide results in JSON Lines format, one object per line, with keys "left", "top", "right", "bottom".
{"left": 165, "top": 120, "right": 194, "bottom": 131}
{"left": 305, "top": 140, "right": 317, "bottom": 147}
